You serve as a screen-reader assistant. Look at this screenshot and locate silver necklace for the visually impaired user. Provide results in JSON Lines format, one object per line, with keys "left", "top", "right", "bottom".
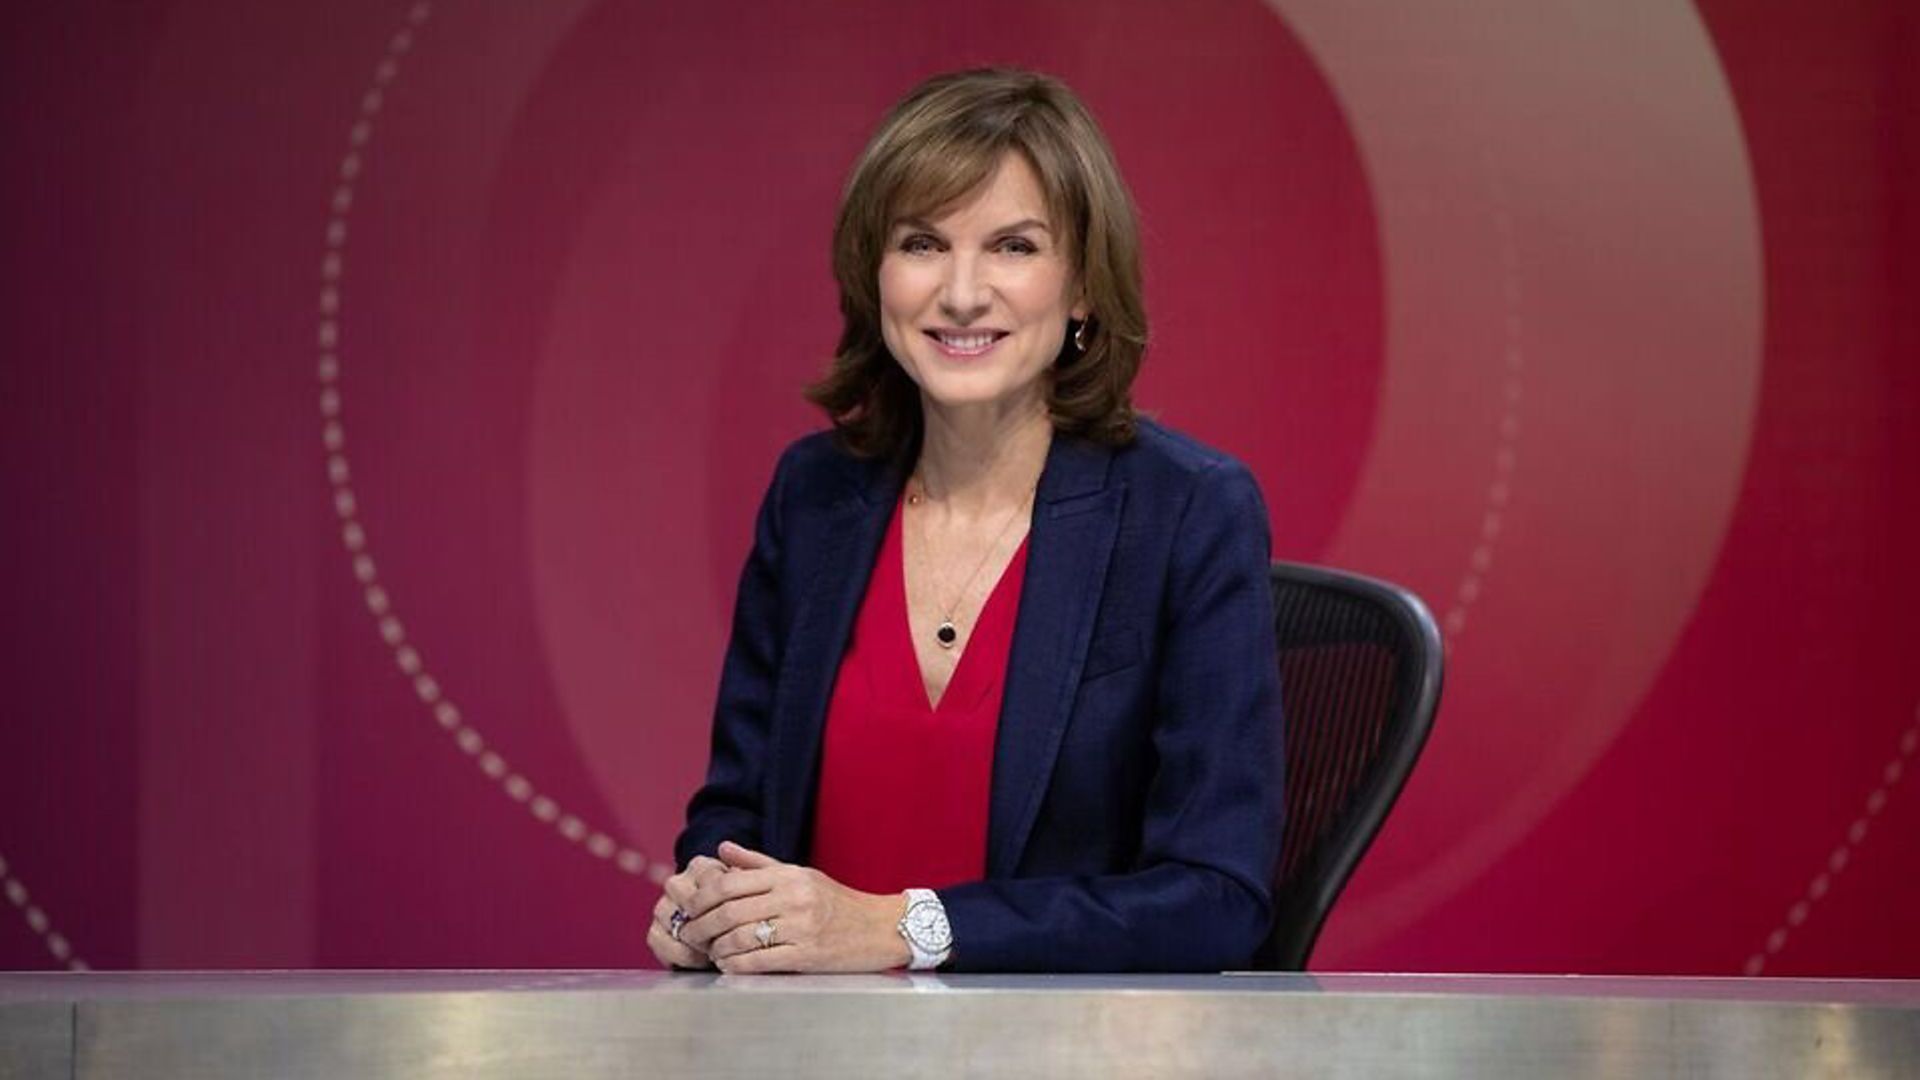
{"left": 907, "top": 478, "right": 1036, "bottom": 649}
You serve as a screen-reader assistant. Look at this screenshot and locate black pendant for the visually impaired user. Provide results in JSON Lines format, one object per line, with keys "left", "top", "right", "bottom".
{"left": 936, "top": 621, "right": 958, "bottom": 648}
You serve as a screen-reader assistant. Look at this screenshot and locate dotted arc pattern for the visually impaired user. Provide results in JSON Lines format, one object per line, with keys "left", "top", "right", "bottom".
{"left": 312, "top": 3, "right": 1525, "bottom": 902}
{"left": 0, "top": 851, "right": 88, "bottom": 971}
{"left": 1744, "top": 705, "right": 1920, "bottom": 975}
{"left": 316, "top": 1, "right": 669, "bottom": 888}
{"left": 1440, "top": 159, "right": 1523, "bottom": 646}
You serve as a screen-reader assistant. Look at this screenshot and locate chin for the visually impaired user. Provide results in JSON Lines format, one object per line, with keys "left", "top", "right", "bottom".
{"left": 892, "top": 342, "right": 1047, "bottom": 415}
{"left": 916, "top": 373, "right": 1030, "bottom": 412}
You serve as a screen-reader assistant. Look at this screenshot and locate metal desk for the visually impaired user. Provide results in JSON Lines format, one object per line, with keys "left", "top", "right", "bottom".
{"left": 3, "top": 970, "right": 1917, "bottom": 1078}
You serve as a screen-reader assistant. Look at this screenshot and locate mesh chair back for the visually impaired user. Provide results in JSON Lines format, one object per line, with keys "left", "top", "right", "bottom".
{"left": 1254, "top": 561, "right": 1443, "bottom": 970}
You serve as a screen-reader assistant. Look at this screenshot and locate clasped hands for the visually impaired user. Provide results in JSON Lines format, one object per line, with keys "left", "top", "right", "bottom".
{"left": 647, "top": 841, "right": 910, "bottom": 974}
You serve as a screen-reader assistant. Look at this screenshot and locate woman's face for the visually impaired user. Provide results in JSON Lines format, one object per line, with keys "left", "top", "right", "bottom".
{"left": 878, "top": 152, "right": 1088, "bottom": 419}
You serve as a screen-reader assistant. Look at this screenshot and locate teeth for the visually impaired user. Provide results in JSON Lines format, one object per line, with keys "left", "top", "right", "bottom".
{"left": 937, "top": 332, "right": 996, "bottom": 350}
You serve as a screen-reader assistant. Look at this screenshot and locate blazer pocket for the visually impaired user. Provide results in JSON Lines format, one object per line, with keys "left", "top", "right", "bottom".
{"left": 1081, "top": 627, "right": 1144, "bottom": 682}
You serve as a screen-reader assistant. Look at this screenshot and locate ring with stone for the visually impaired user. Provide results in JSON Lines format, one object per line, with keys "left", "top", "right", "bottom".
{"left": 754, "top": 918, "right": 777, "bottom": 949}
{"left": 668, "top": 909, "right": 689, "bottom": 942}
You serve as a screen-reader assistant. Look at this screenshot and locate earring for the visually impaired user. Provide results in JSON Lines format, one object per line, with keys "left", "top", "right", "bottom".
{"left": 1073, "top": 319, "right": 1091, "bottom": 352}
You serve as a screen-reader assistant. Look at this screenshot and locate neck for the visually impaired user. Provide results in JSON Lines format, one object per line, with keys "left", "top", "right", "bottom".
{"left": 915, "top": 392, "right": 1052, "bottom": 517}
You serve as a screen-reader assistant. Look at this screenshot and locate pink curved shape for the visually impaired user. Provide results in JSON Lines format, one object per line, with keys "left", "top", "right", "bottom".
{"left": 520, "top": 0, "right": 1379, "bottom": 861}
{"left": 1266, "top": 0, "right": 1764, "bottom": 957}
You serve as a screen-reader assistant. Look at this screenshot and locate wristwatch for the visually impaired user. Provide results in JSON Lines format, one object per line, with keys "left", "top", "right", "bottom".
{"left": 897, "top": 888, "right": 953, "bottom": 970}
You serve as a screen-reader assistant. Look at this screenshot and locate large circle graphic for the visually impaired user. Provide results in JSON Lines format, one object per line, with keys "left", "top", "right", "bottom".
{"left": 1266, "top": 0, "right": 1763, "bottom": 959}
{"left": 324, "top": 0, "right": 1761, "bottom": 968}
{"left": 511, "top": 0, "right": 1385, "bottom": 860}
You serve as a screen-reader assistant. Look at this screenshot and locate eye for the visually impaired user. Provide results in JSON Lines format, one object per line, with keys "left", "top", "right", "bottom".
{"left": 996, "top": 236, "right": 1040, "bottom": 256}
{"left": 897, "top": 233, "right": 942, "bottom": 255}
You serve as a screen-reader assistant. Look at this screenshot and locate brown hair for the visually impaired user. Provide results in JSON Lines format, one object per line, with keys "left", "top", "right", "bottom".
{"left": 806, "top": 68, "right": 1147, "bottom": 461}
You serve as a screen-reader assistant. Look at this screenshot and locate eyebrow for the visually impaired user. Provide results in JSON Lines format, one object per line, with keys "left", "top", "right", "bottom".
{"left": 894, "top": 217, "right": 1054, "bottom": 237}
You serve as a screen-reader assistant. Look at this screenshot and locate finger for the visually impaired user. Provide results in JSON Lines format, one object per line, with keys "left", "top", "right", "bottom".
{"left": 647, "top": 922, "right": 711, "bottom": 971}
{"left": 662, "top": 855, "right": 730, "bottom": 909}
{"left": 681, "top": 892, "right": 783, "bottom": 952}
{"left": 716, "top": 943, "right": 802, "bottom": 975}
{"left": 664, "top": 857, "right": 718, "bottom": 907}
{"left": 709, "top": 917, "right": 788, "bottom": 963}
{"left": 667, "top": 856, "right": 727, "bottom": 904}
{"left": 684, "top": 867, "right": 779, "bottom": 920}
{"left": 651, "top": 894, "right": 679, "bottom": 932}
{"left": 653, "top": 895, "right": 697, "bottom": 952}
{"left": 687, "top": 855, "right": 727, "bottom": 884}
{"left": 718, "top": 841, "right": 781, "bottom": 870}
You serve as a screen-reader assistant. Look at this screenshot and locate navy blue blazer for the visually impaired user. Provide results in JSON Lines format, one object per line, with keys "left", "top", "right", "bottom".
{"left": 675, "top": 418, "right": 1284, "bottom": 972}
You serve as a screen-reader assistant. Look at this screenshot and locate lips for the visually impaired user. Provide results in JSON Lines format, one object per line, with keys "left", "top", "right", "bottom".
{"left": 925, "top": 329, "right": 1009, "bottom": 357}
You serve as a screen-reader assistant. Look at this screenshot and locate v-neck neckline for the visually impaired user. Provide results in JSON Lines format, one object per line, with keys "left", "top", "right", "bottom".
{"left": 895, "top": 499, "right": 1030, "bottom": 714}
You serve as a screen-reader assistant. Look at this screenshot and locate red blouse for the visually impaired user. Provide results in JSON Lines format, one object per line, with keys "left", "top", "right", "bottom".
{"left": 809, "top": 496, "right": 1030, "bottom": 894}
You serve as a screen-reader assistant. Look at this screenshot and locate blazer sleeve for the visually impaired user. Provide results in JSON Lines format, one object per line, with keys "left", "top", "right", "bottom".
{"left": 936, "top": 459, "right": 1285, "bottom": 971}
{"left": 673, "top": 449, "right": 791, "bottom": 867}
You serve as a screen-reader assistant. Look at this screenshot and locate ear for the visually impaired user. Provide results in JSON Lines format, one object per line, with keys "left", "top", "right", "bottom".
{"left": 1069, "top": 275, "right": 1091, "bottom": 323}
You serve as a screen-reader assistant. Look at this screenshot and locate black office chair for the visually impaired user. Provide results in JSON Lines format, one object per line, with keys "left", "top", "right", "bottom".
{"left": 1253, "top": 560, "right": 1444, "bottom": 970}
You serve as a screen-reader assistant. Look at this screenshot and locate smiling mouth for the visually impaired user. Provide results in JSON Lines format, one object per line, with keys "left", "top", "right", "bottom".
{"left": 925, "top": 329, "right": 1009, "bottom": 357}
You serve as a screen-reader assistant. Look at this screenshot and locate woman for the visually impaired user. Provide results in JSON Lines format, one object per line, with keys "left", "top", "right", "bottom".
{"left": 647, "top": 68, "right": 1282, "bottom": 973}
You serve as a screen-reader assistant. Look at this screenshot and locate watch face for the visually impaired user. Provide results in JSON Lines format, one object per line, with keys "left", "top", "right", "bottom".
{"left": 904, "top": 899, "right": 953, "bottom": 952}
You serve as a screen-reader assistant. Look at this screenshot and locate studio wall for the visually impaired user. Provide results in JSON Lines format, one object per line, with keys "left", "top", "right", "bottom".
{"left": 2, "top": 0, "right": 1915, "bottom": 975}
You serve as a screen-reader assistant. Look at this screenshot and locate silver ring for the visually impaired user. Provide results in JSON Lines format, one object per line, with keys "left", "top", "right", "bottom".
{"left": 754, "top": 919, "right": 777, "bottom": 949}
{"left": 668, "top": 909, "right": 688, "bottom": 942}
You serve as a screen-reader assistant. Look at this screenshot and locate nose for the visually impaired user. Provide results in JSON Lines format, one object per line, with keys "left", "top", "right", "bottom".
{"left": 938, "top": 252, "right": 989, "bottom": 324}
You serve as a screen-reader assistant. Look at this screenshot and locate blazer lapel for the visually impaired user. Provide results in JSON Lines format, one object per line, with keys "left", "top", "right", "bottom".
{"left": 987, "top": 435, "right": 1123, "bottom": 877}
{"left": 766, "top": 452, "right": 902, "bottom": 861}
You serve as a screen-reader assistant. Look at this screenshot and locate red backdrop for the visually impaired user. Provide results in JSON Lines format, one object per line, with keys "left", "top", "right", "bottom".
{"left": 3, "top": 0, "right": 1915, "bottom": 976}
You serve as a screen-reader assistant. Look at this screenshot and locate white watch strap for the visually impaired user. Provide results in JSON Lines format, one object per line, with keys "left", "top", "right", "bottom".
{"left": 899, "top": 888, "right": 953, "bottom": 970}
